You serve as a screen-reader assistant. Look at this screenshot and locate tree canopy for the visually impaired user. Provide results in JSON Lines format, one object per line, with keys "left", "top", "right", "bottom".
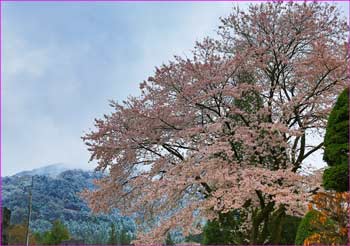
{"left": 83, "top": 2, "right": 349, "bottom": 243}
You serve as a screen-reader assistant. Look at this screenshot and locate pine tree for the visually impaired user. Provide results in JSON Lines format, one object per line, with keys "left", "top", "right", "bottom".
{"left": 323, "top": 88, "right": 349, "bottom": 192}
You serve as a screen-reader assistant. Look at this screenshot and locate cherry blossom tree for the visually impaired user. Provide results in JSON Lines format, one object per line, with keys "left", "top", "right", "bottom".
{"left": 82, "top": 2, "right": 349, "bottom": 243}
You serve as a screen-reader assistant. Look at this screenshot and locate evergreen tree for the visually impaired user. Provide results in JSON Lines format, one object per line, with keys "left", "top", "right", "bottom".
{"left": 323, "top": 88, "right": 349, "bottom": 191}
{"left": 323, "top": 88, "right": 349, "bottom": 166}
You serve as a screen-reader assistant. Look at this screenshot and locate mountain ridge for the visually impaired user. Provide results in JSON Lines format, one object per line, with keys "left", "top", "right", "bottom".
{"left": 2, "top": 165, "right": 135, "bottom": 244}
{"left": 11, "top": 163, "right": 95, "bottom": 178}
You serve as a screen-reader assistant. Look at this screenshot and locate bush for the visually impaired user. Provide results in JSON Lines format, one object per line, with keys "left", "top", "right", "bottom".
{"left": 202, "top": 210, "right": 243, "bottom": 244}
{"left": 323, "top": 164, "right": 349, "bottom": 192}
{"left": 295, "top": 210, "right": 333, "bottom": 245}
{"left": 280, "top": 215, "right": 302, "bottom": 244}
{"left": 295, "top": 210, "right": 320, "bottom": 245}
{"left": 36, "top": 220, "right": 70, "bottom": 245}
{"left": 8, "top": 223, "right": 36, "bottom": 244}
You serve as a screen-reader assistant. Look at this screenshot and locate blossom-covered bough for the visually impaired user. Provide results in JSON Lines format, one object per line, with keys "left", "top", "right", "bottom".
{"left": 82, "top": 2, "right": 349, "bottom": 243}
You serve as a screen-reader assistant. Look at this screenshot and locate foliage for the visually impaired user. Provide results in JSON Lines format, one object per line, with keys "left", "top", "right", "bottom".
{"left": 108, "top": 223, "right": 117, "bottom": 245}
{"left": 49, "top": 220, "right": 70, "bottom": 244}
{"left": 322, "top": 164, "right": 348, "bottom": 192}
{"left": 323, "top": 88, "right": 349, "bottom": 167}
{"left": 2, "top": 170, "right": 99, "bottom": 226}
{"left": 8, "top": 223, "right": 36, "bottom": 245}
{"left": 35, "top": 220, "right": 70, "bottom": 245}
{"left": 120, "top": 228, "right": 133, "bottom": 245}
{"left": 322, "top": 88, "right": 349, "bottom": 192}
{"left": 295, "top": 210, "right": 325, "bottom": 245}
{"left": 202, "top": 210, "right": 244, "bottom": 244}
{"left": 303, "top": 192, "right": 349, "bottom": 245}
{"left": 299, "top": 88, "right": 350, "bottom": 245}
{"left": 4, "top": 172, "right": 134, "bottom": 243}
{"left": 279, "top": 215, "right": 302, "bottom": 244}
{"left": 165, "top": 232, "right": 175, "bottom": 245}
{"left": 202, "top": 207, "right": 300, "bottom": 245}
{"left": 2, "top": 168, "right": 135, "bottom": 244}
{"left": 82, "top": 2, "right": 348, "bottom": 243}
{"left": 295, "top": 192, "right": 349, "bottom": 245}
{"left": 65, "top": 218, "right": 134, "bottom": 244}
{"left": 202, "top": 218, "right": 226, "bottom": 244}
{"left": 184, "top": 232, "right": 203, "bottom": 243}
{"left": 2, "top": 207, "right": 11, "bottom": 245}
{"left": 243, "top": 202, "right": 288, "bottom": 245}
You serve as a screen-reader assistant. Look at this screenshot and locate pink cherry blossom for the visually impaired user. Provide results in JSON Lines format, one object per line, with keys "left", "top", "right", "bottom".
{"left": 82, "top": 2, "right": 349, "bottom": 242}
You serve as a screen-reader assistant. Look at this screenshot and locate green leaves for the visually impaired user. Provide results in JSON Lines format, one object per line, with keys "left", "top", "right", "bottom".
{"left": 295, "top": 210, "right": 322, "bottom": 245}
{"left": 201, "top": 206, "right": 301, "bottom": 245}
{"left": 36, "top": 220, "right": 70, "bottom": 245}
{"left": 295, "top": 209, "right": 335, "bottom": 245}
{"left": 202, "top": 210, "right": 243, "bottom": 245}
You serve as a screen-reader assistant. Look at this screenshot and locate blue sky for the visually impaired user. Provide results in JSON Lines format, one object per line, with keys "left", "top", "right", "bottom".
{"left": 2, "top": 2, "right": 349, "bottom": 176}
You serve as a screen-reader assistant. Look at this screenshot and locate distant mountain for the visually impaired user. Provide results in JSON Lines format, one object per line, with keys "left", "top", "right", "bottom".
{"left": 2, "top": 165, "right": 135, "bottom": 244}
{"left": 14, "top": 163, "right": 71, "bottom": 178}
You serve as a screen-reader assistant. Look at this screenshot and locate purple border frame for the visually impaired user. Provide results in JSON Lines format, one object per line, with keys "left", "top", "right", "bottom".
{"left": 0, "top": 0, "right": 350, "bottom": 1}
{"left": 0, "top": 0, "right": 349, "bottom": 245}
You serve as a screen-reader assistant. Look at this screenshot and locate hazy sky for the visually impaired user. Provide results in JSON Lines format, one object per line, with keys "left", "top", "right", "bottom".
{"left": 2, "top": 2, "right": 349, "bottom": 176}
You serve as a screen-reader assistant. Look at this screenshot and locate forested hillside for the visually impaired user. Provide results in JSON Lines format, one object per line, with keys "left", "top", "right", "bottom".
{"left": 2, "top": 166, "right": 135, "bottom": 244}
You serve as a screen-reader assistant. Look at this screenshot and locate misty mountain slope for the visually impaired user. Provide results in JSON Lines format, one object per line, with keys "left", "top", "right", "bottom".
{"left": 2, "top": 166, "right": 135, "bottom": 243}
{"left": 13, "top": 163, "right": 70, "bottom": 178}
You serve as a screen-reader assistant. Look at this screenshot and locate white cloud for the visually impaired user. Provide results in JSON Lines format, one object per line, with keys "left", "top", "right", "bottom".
{"left": 3, "top": 33, "right": 51, "bottom": 80}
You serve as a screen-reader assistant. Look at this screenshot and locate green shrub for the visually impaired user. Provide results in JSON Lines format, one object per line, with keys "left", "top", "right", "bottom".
{"left": 202, "top": 219, "right": 227, "bottom": 244}
{"left": 202, "top": 210, "right": 243, "bottom": 244}
{"left": 323, "top": 164, "right": 349, "bottom": 192}
{"left": 36, "top": 220, "right": 70, "bottom": 245}
{"left": 295, "top": 210, "right": 334, "bottom": 245}
{"left": 280, "top": 215, "right": 302, "bottom": 244}
{"left": 295, "top": 210, "right": 320, "bottom": 245}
